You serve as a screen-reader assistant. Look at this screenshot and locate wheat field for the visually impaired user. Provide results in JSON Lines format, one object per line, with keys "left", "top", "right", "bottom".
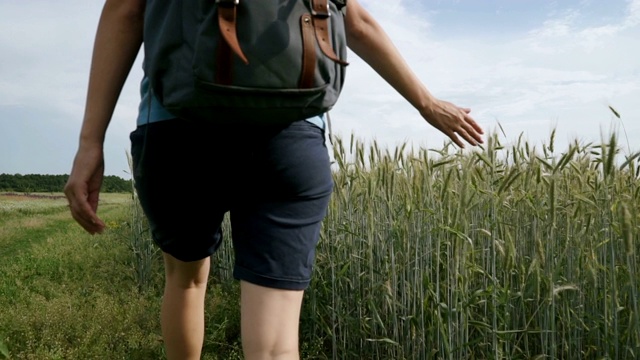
{"left": 212, "top": 130, "right": 640, "bottom": 359}
{"left": 3, "top": 130, "right": 638, "bottom": 359}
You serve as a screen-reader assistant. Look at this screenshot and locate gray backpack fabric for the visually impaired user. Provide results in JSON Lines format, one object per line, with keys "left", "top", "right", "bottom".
{"left": 143, "top": 0, "right": 349, "bottom": 125}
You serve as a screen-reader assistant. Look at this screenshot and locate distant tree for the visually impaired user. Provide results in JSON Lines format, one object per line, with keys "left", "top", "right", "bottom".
{"left": 0, "top": 174, "right": 132, "bottom": 193}
{"left": 103, "top": 175, "right": 132, "bottom": 193}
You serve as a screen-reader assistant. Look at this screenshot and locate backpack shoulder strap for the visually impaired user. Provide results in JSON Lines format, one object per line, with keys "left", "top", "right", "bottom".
{"left": 330, "top": 0, "right": 347, "bottom": 10}
{"left": 217, "top": 0, "right": 249, "bottom": 65}
{"left": 311, "top": 0, "right": 349, "bottom": 65}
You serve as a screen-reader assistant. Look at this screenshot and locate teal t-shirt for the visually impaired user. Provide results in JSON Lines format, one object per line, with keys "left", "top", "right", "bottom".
{"left": 136, "top": 77, "right": 325, "bottom": 128}
{"left": 137, "top": 77, "right": 174, "bottom": 126}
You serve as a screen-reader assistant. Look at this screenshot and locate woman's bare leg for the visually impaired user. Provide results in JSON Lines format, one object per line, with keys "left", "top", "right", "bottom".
{"left": 240, "top": 281, "right": 304, "bottom": 360}
{"left": 161, "top": 253, "right": 210, "bottom": 360}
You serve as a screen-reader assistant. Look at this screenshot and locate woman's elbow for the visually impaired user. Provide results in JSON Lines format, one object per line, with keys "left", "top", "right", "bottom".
{"left": 345, "top": 4, "right": 377, "bottom": 47}
{"left": 104, "top": 0, "right": 145, "bottom": 21}
{"left": 346, "top": 22, "right": 366, "bottom": 45}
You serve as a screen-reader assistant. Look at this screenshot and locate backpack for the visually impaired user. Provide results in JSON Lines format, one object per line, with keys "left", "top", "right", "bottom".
{"left": 143, "top": 0, "right": 349, "bottom": 125}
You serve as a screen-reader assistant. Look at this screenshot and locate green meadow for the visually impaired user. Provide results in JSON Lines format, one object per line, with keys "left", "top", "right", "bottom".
{"left": 0, "top": 193, "right": 165, "bottom": 359}
{"left": 1, "top": 131, "right": 639, "bottom": 359}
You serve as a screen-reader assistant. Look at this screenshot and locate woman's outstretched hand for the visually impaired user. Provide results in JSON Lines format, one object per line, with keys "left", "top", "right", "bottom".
{"left": 420, "top": 99, "right": 484, "bottom": 148}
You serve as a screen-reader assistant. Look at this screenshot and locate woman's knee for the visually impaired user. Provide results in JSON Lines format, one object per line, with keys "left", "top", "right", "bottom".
{"left": 163, "top": 252, "right": 210, "bottom": 289}
{"left": 240, "top": 281, "right": 303, "bottom": 359}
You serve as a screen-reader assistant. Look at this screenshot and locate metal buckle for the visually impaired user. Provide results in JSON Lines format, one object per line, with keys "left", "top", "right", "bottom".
{"left": 216, "top": 0, "right": 239, "bottom": 8}
{"left": 311, "top": 3, "right": 331, "bottom": 18}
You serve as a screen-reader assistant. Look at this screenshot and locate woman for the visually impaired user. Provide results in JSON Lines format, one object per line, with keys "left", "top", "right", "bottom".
{"left": 64, "top": 1, "right": 484, "bottom": 359}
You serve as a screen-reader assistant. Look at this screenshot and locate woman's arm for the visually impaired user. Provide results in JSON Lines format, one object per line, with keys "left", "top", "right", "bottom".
{"left": 64, "top": 0, "right": 145, "bottom": 234}
{"left": 344, "top": 0, "right": 483, "bottom": 148}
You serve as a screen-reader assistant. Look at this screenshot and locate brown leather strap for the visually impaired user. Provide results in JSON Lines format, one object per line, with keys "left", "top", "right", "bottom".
{"left": 216, "top": 37, "right": 233, "bottom": 85}
{"left": 218, "top": 3, "right": 249, "bottom": 65}
{"left": 300, "top": 14, "right": 316, "bottom": 88}
{"left": 311, "top": 0, "right": 348, "bottom": 66}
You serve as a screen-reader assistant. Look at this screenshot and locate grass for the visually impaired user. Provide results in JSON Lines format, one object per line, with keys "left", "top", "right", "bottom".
{"left": 2, "top": 128, "right": 639, "bottom": 359}
{"left": 0, "top": 192, "right": 245, "bottom": 359}
{"left": 211, "top": 130, "right": 640, "bottom": 359}
{"left": 0, "top": 193, "right": 164, "bottom": 359}
{"left": 318, "top": 131, "right": 638, "bottom": 359}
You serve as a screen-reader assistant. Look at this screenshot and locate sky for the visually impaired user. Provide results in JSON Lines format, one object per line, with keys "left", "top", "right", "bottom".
{"left": 0, "top": 0, "right": 638, "bottom": 177}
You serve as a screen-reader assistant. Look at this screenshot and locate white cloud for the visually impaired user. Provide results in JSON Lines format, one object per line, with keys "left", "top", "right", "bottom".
{"left": 526, "top": 0, "right": 640, "bottom": 52}
{"left": 1, "top": 0, "right": 639, "bottom": 175}
{"left": 0, "top": 1, "right": 101, "bottom": 114}
{"left": 626, "top": 0, "right": 640, "bottom": 25}
{"left": 331, "top": 0, "right": 640, "bottom": 154}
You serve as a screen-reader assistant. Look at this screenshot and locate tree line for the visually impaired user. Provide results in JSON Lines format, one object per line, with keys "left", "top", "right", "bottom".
{"left": 0, "top": 174, "right": 131, "bottom": 193}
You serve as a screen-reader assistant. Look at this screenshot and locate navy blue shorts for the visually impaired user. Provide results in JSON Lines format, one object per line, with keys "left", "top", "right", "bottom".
{"left": 129, "top": 119, "right": 333, "bottom": 290}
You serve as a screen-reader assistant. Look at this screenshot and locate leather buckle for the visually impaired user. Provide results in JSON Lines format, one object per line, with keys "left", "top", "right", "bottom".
{"left": 311, "top": 3, "right": 331, "bottom": 18}
{"left": 216, "top": 0, "right": 239, "bottom": 8}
